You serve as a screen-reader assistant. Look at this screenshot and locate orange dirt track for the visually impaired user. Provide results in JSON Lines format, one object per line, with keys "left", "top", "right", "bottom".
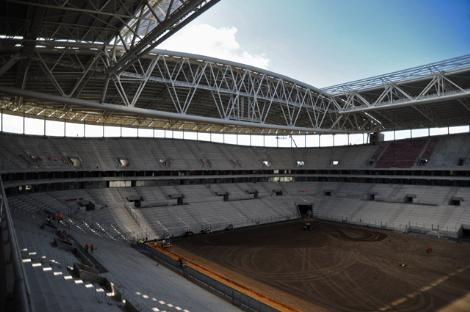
{"left": 171, "top": 221, "right": 470, "bottom": 312}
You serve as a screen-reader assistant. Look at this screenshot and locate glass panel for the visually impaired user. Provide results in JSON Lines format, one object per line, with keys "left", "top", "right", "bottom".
{"left": 292, "top": 135, "right": 305, "bottom": 147}
{"left": 224, "top": 134, "right": 237, "bottom": 144}
{"left": 154, "top": 129, "right": 165, "bottom": 138}
{"left": 348, "top": 133, "right": 363, "bottom": 145}
{"left": 104, "top": 126, "right": 120, "bottom": 137}
{"left": 306, "top": 135, "right": 319, "bottom": 147}
{"left": 24, "top": 117, "right": 44, "bottom": 136}
{"left": 238, "top": 134, "right": 250, "bottom": 146}
{"left": 430, "top": 127, "right": 448, "bottom": 136}
{"left": 211, "top": 133, "right": 224, "bottom": 143}
{"left": 334, "top": 134, "right": 348, "bottom": 146}
{"left": 265, "top": 135, "right": 277, "bottom": 147}
{"left": 46, "top": 120, "right": 64, "bottom": 136}
{"left": 411, "top": 128, "right": 428, "bottom": 138}
{"left": 138, "top": 128, "right": 153, "bottom": 137}
{"left": 173, "top": 130, "right": 183, "bottom": 139}
{"left": 382, "top": 131, "right": 394, "bottom": 141}
{"left": 3, "top": 114, "right": 23, "bottom": 134}
{"left": 183, "top": 131, "right": 197, "bottom": 141}
{"left": 251, "top": 135, "right": 263, "bottom": 146}
{"left": 198, "top": 132, "right": 211, "bottom": 142}
{"left": 320, "top": 134, "right": 333, "bottom": 147}
{"left": 65, "top": 122, "right": 84, "bottom": 137}
{"left": 449, "top": 125, "right": 469, "bottom": 134}
{"left": 85, "top": 124, "right": 103, "bottom": 137}
{"left": 395, "top": 129, "right": 411, "bottom": 140}
{"left": 121, "top": 127, "right": 137, "bottom": 137}
{"left": 277, "top": 135, "right": 291, "bottom": 147}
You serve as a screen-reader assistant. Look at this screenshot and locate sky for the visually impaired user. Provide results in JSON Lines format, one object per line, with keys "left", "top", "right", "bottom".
{"left": 160, "top": 0, "right": 470, "bottom": 87}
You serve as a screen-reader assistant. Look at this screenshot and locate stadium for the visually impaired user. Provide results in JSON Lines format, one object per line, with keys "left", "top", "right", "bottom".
{"left": 1, "top": 1, "right": 470, "bottom": 311}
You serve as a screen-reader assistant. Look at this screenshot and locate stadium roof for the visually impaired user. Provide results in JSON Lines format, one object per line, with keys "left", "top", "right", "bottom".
{"left": 0, "top": 0, "right": 469, "bottom": 134}
{"left": 0, "top": 0, "right": 219, "bottom": 67}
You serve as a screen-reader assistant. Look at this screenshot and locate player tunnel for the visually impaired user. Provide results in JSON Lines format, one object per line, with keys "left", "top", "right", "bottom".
{"left": 297, "top": 204, "right": 313, "bottom": 218}
{"left": 461, "top": 226, "right": 470, "bottom": 239}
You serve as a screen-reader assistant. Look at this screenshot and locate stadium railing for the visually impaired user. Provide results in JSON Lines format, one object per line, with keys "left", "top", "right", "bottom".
{"left": 0, "top": 176, "right": 34, "bottom": 312}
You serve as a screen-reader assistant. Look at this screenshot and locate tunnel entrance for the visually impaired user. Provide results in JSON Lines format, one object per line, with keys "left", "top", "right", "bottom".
{"left": 461, "top": 227, "right": 470, "bottom": 240}
{"left": 297, "top": 204, "right": 313, "bottom": 218}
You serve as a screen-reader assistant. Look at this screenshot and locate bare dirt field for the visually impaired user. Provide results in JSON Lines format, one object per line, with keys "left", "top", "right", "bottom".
{"left": 171, "top": 220, "right": 470, "bottom": 312}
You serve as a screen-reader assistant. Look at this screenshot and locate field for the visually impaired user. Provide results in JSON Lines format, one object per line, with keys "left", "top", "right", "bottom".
{"left": 171, "top": 220, "right": 470, "bottom": 312}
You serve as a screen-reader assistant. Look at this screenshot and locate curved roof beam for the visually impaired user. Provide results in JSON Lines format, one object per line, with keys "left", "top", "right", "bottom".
{"left": 107, "top": 0, "right": 220, "bottom": 75}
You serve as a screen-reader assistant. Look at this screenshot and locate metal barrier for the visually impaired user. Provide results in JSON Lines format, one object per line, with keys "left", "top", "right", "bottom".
{"left": 0, "top": 176, "right": 34, "bottom": 312}
{"left": 142, "top": 243, "right": 287, "bottom": 312}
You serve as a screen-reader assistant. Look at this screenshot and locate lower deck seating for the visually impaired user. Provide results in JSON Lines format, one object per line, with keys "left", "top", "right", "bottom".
{"left": 13, "top": 215, "right": 237, "bottom": 312}
{"left": 8, "top": 181, "right": 470, "bottom": 239}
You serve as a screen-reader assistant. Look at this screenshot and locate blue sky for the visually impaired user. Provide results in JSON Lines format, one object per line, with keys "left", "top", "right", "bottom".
{"left": 161, "top": 0, "right": 470, "bottom": 87}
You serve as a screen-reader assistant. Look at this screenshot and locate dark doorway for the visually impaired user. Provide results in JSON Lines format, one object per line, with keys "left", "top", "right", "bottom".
{"left": 297, "top": 204, "right": 313, "bottom": 218}
{"left": 462, "top": 228, "right": 470, "bottom": 239}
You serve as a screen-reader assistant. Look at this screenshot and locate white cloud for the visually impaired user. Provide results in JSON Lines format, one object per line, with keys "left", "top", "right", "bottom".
{"left": 159, "top": 23, "right": 270, "bottom": 69}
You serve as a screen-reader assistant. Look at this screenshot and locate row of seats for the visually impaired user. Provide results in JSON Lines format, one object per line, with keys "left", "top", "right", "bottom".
{"left": 8, "top": 181, "right": 470, "bottom": 239}
{"left": 0, "top": 133, "right": 375, "bottom": 171}
{"left": 13, "top": 211, "right": 236, "bottom": 312}
{"left": 374, "top": 139, "right": 428, "bottom": 168}
{"left": 281, "top": 182, "right": 470, "bottom": 237}
{"left": 4, "top": 132, "right": 470, "bottom": 172}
